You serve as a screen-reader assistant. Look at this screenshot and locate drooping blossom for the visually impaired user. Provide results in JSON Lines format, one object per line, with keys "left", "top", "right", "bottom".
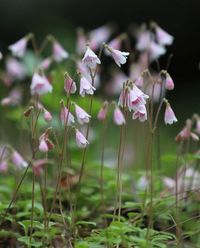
{"left": 105, "top": 46, "right": 129, "bottom": 67}
{"left": 149, "top": 41, "right": 166, "bottom": 61}
{"left": 30, "top": 73, "right": 53, "bottom": 95}
{"left": 79, "top": 76, "right": 96, "bottom": 97}
{"left": 39, "top": 130, "right": 54, "bottom": 153}
{"left": 39, "top": 139, "right": 49, "bottom": 153}
{"left": 11, "top": 151, "right": 28, "bottom": 169}
{"left": 136, "top": 29, "right": 152, "bottom": 51}
{"left": 105, "top": 34, "right": 125, "bottom": 56}
{"left": 165, "top": 73, "right": 174, "bottom": 90}
{"left": 40, "top": 57, "right": 52, "bottom": 70}
{"left": 0, "top": 52, "right": 3, "bottom": 60}
{"left": 175, "top": 119, "right": 199, "bottom": 142}
{"left": 132, "top": 104, "right": 147, "bottom": 122}
{"left": 75, "top": 129, "right": 89, "bottom": 148}
{"left": 6, "top": 57, "right": 26, "bottom": 80}
{"left": 155, "top": 25, "right": 174, "bottom": 46}
{"left": 89, "top": 25, "right": 111, "bottom": 50}
{"left": 8, "top": 36, "right": 29, "bottom": 58}
{"left": 145, "top": 76, "right": 164, "bottom": 103}
{"left": 128, "top": 84, "right": 149, "bottom": 111}
{"left": 118, "top": 82, "right": 149, "bottom": 122}
{"left": 52, "top": 41, "right": 69, "bottom": 62}
{"left": 75, "top": 104, "right": 91, "bottom": 124}
{"left": 64, "top": 74, "right": 77, "bottom": 94}
{"left": 82, "top": 46, "right": 101, "bottom": 68}
{"left": 1, "top": 87, "right": 22, "bottom": 106}
{"left": 43, "top": 110, "right": 52, "bottom": 122}
{"left": 164, "top": 102, "right": 177, "bottom": 125}
{"left": 113, "top": 107, "right": 126, "bottom": 125}
{"left": 60, "top": 105, "right": 75, "bottom": 126}
{"left": 97, "top": 101, "right": 109, "bottom": 121}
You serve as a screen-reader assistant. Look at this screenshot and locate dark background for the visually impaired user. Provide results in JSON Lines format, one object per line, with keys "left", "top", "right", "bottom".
{"left": 0, "top": 0, "right": 200, "bottom": 118}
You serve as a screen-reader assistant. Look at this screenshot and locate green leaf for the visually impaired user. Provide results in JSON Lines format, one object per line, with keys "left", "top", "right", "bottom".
{"left": 76, "top": 221, "right": 96, "bottom": 227}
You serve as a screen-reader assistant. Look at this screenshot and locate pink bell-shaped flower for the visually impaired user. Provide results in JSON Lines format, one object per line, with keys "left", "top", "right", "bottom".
{"left": 8, "top": 36, "right": 30, "bottom": 58}
{"left": 164, "top": 102, "right": 177, "bottom": 125}
{"left": 79, "top": 76, "right": 96, "bottom": 97}
{"left": 113, "top": 107, "right": 126, "bottom": 125}
{"left": 30, "top": 73, "right": 53, "bottom": 95}
{"left": 52, "top": 41, "right": 69, "bottom": 62}
{"left": 75, "top": 104, "right": 91, "bottom": 124}
{"left": 82, "top": 46, "right": 101, "bottom": 68}
{"left": 75, "top": 129, "right": 89, "bottom": 148}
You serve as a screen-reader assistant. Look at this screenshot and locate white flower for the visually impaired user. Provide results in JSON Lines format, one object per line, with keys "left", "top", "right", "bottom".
{"left": 149, "top": 41, "right": 166, "bottom": 61}
{"left": 75, "top": 104, "right": 91, "bottom": 124}
{"left": 156, "top": 26, "right": 174, "bottom": 46}
{"left": 79, "top": 76, "right": 96, "bottom": 97}
{"left": 82, "top": 46, "right": 101, "bottom": 68}
{"left": 8, "top": 37, "right": 28, "bottom": 58}
{"left": 165, "top": 73, "right": 174, "bottom": 90}
{"left": 40, "top": 57, "right": 52, "bottom": 70}
{"left": 53, "top": 41, "right": 69, "bottom": 62}
{"left": 128, "top": 85, "right": 149, "bottom": 111}
{"left": 43, "top": 110, "right": 52, "bottom": 122}
{"left": 75, "top": 129, "right": 89, "bottom": 148}
{"left": 60, "top": 106, "right": 75, "bottom": 126}
{"left": 39, "top": 139, "right": 48, "bottom": 153}
{"left": 132, "top": 104, "right": 147, "bottom": 122}
{"left": 106, "top": 47, "right": 129, "bottom": 67}
{"left": 164, "top": 103, "right": 177, "bottom": 125}
{"left": 113, "top": 107, "right": 126, "bottom": 125}
{"left": 136, "top": 30, "right": 152, "bottom": 51}
{"left": 11, "top": 151, "right": 28, "bottom": 169}
{"left": 6, "top": 58, "right": 26, "bottom": 79}
{"left": 30, "top": 73, "right": 53, "bottom": 95}
{"left": 64, "top": 75, "right": 77, "bottom": 94}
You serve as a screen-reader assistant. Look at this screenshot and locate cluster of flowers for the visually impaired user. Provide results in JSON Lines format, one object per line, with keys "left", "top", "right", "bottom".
{"left": 103, "top": 22, "right": 175, "bottom": 105}
{"left": 0, "top": 23, "right": 175, "bottom": 108}
{"left": 119, "top": 81, "right": 149, "bottom": 122}
{"left": 25, "top": 39, "right": 131, "bottom": 149}
{"left": 96, "top": 101, "right": 126, "bottom": 125}
{"left": 0, "top": 23, "right": 179, "bottom": 178}
{"left": 136, "top": 22, "right": 174, "bottom": 61}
